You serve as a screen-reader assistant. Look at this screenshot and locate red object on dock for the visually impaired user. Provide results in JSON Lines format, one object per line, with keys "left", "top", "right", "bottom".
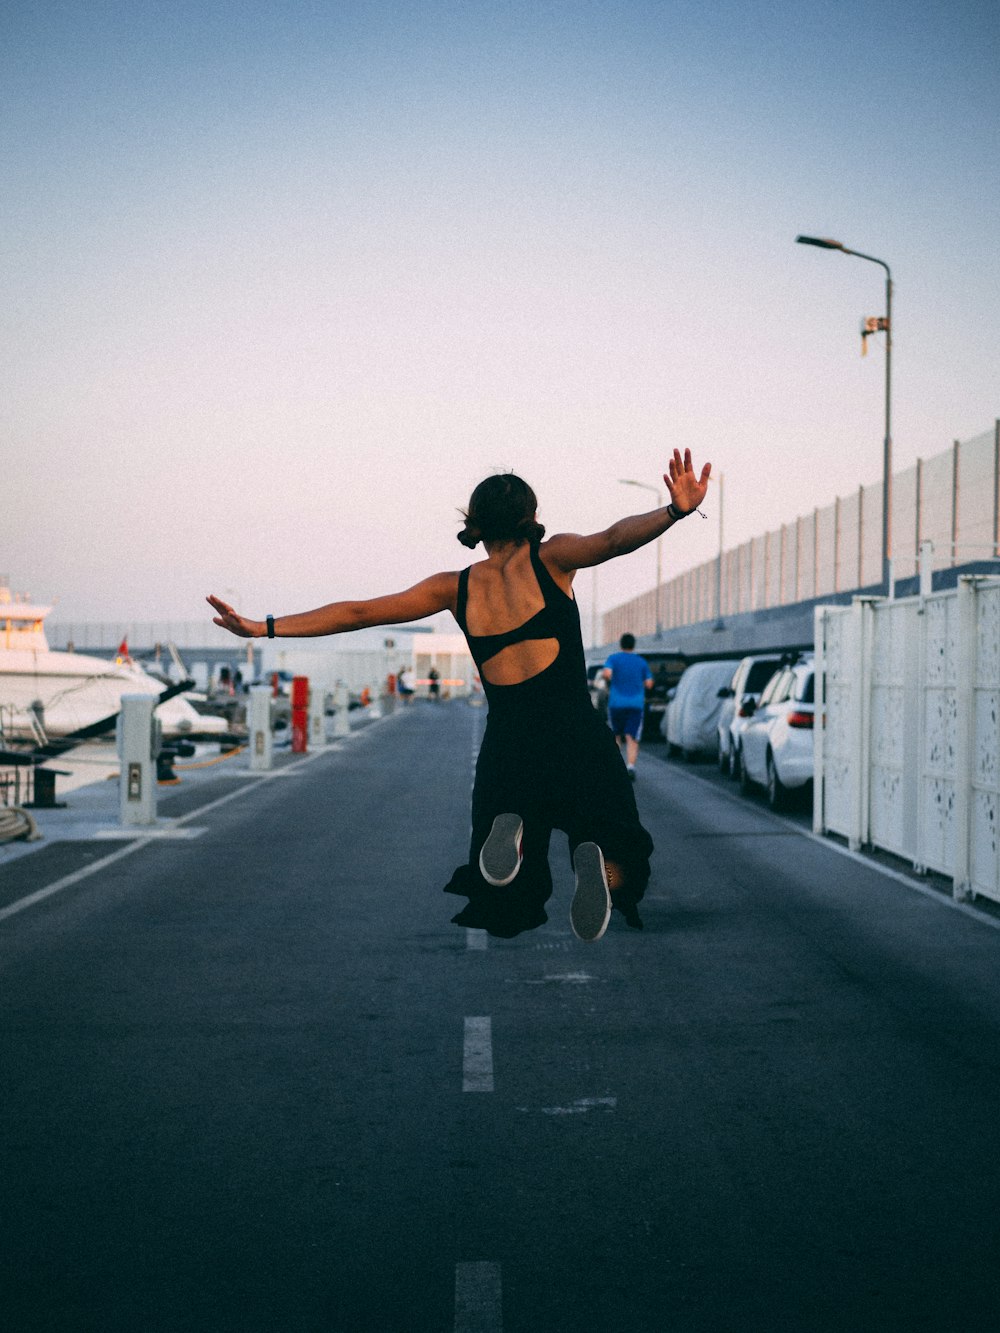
{"left": 291, "top": 676, "right": 309, "bottom": 752}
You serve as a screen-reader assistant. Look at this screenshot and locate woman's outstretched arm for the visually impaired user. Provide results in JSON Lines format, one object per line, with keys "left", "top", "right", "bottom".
{"left": 207, "top": 570, "right": 459, "bottom": 639}
{"left": 545, "top": 448, "right": 711, "bottom": 573}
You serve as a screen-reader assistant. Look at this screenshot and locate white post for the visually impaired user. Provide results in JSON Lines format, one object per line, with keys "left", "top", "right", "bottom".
{"left": 918, "top": 540, "right": 934, "bottom": 599}
{"left": 248, "top": 685, "right": 273, "bottom": 771}
{"left": 333, "top": 682, "right": 351, "bottom": 736}
{"left": 812, "top": 606, "right": 826, "bottom": 836}
{"left": 846, "top": 597, "right": 875, "bottom": 852}
{"left": 308, "top": 685, "right": 327, "bottom": 749}
{"left": 117, "top": 693, "right": 158, "bottom": 827}
{"left": 952, "top": 577, "right": 978, "bottom": 901}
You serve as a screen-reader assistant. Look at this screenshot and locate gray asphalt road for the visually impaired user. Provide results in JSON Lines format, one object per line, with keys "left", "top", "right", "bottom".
{"left": 3, "top": 703, "right": 1000, "bottom": 1332}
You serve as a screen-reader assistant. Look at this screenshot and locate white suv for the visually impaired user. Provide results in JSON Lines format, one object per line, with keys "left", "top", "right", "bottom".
{"left": 738, "top": 657, "right": 815, "bottom": 810}
{"left": 716, "top": 654, "right": 784, "bottom": 778}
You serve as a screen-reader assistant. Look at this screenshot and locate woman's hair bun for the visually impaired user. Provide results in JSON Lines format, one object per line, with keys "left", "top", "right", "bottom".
{"left": 516, "top": 515, "right": 546, "bottom": 543}
{"left": 458, "top": 473, "right": 542, "bottom": 548}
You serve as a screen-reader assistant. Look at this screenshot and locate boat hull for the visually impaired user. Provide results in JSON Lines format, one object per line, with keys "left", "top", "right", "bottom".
{"left": 0, "top": 649, "right": 228, "bottom": 739}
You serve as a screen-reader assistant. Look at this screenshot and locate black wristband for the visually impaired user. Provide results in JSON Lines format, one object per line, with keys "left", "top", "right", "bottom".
{"left": 266, "top": 615, "right": 275, "bottom": 639}
{"left": 666, "top": 502, "right": 693, "bottom": 521}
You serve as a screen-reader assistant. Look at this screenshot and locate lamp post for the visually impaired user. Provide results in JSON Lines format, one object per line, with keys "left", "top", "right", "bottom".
{"left": 796, "top": 235, "right": 893, "bottom": 596}
{"left": 712, "top": 472, "right": 725, "bottom": 627}
{"left": 619, "top": 478, "right": 663, "bottom": 637}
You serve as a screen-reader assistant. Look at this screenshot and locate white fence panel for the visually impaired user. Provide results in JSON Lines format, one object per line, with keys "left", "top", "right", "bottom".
{"left": 815, "top": 601, "right": 865, "bottom": 847}
{"left": 967, "top": 583, "right": 1000, "bottom": 901}
{"left": 816, "top": 576, "right": 1000, "bottom": 904}
{"left": 869, "top": 599, "right": 918, "bottom": 859}
{"left": 916, "top": 591, "right": 960, "bottom": 877}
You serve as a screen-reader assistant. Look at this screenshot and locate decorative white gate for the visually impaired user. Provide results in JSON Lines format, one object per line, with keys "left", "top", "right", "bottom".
{"left": 815, "top": 577, "right": 1000, "bottom": 904}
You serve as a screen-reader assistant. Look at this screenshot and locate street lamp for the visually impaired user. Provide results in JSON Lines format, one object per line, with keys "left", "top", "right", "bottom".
{"left": 619, "top": 478, "right": 663, "bottom": 637}
{"left": 711, "top": 472, "right": 725, "bottom": 628}
{"left": 796, "top": 234, "right": 893, "bottom": 596}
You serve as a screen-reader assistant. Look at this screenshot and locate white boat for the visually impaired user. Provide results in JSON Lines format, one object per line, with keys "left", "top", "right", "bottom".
{"left": 0, "top": 584, "right": 229, "bottom": 741}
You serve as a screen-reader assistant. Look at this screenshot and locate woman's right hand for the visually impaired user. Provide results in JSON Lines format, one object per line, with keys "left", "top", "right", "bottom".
{"left": 664, "top": 448, "right": 712, "bottom": 515}
{"left": 207, "top": 594, "right": 263, "bottom": 639}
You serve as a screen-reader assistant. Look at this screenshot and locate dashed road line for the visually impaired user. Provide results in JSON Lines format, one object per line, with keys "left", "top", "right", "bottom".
{"left": 462, "top": 1016, "right": 494, "bottom": 1092}
{"left": 454, "top": 1261, "right": 502, "bottom": 1332}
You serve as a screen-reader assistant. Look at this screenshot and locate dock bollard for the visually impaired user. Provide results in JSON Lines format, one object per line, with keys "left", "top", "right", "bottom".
{"left": 332, "top": 682, "right": 351, "bottom": 737}
{"left": 248, "top": 685, "right": 274, "bottom": 771}
{"left": 309, "top": 687, "right": 327, "bottom": 748}
{"left": 291, "top": 676, "right": 309, "bottom": 753}
{"left": 116, "top": 693, "right": 159, "bottom": 827}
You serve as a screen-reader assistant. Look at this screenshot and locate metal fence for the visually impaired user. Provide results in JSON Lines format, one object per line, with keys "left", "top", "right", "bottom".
{"left": 604, "top": 423, "right": 1000, "bottom": 642}
{"left": 814, "top": 576, "right": 1000, "bottom": 905}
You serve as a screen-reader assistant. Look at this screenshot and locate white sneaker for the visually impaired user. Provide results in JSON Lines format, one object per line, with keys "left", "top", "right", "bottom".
{"left": 478, "top": 814, "right": 524, "bottom": 886}
{"left": 570, "top": 842, "right": 612, "bottom": 942}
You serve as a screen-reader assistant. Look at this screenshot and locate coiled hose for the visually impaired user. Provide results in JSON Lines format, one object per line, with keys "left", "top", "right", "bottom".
{"left": 0, "top": 806, "right": 42, "bottom": 844}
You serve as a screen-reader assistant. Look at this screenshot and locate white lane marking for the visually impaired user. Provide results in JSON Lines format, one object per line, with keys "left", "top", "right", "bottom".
{"left": 0, "top": 838, "right": 153, "bottom": 925}
{"left": 516, "top": 1096, "right": 617, "bottom": 1116}
{"left": 0, "top": 748, "right": 331, "bottom": 926}
{"left": 462, "top": 1016, "right": 494, "bottom": 1092}
{"left": 466, "top": 929, "right": 488, "bottom": 951}
{"left": 213, "top": 768, "right": 308, "bottom": 778}
{"left": 516, "top": 971, "right": 598, "bottom": 985}
{"left": 655, "top": 760, "right": 1000, "bottom": 933}
{"left": 454, "top": 1261, "right": 502, "bottom": 1333}
{"left": 90, "top": 826, "right": 206, "bottom": 840}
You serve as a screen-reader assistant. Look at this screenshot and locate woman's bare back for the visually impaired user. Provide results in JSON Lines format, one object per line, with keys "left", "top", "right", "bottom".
{"left": 463, "top": 542, "right": 574, "bottom": 686}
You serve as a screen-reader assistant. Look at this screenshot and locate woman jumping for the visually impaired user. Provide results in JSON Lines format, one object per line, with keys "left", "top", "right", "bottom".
{"left": 208, "top": 447, "right": 711, "bottom": 941}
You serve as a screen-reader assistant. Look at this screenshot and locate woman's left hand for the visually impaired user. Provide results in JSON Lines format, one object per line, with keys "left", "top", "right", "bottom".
{"left": 664, "top": 448, "right": 712, "bottom": 516}
{"left": 207, "top": 594, "right": 263, "bottom": 639}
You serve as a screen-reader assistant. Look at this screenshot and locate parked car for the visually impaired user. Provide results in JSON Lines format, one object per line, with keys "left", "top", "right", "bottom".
{"left": 738, "top": 656, "right": 815, "bottom": 809}
{"left": 717, "top": 653, "right": 786, "bottom": 778}
{"left": 642, "top": 653, "right": 688, "bottom": 737}
{"left": 660, "top": 659, "right": 741, "bottom": 759}
{"left": 586, "top": 663, "right": 608, "bottom": 720}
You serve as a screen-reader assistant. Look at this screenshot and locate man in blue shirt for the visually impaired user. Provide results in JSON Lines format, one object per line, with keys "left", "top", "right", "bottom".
{"left": 603, "top": 633, "right": 653, "bottom": 780}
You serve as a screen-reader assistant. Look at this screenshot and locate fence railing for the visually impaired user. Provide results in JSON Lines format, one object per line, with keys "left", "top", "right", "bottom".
{"left": 605, "top": 423, "right": 1000, "bottom": 642}
{"left": 814, "top": 576, "right": 1000, "bottom": 905}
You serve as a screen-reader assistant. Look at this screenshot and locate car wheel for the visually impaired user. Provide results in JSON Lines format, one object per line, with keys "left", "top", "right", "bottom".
{"left": 738, "top": 752, "right": 754, "bottom": 795}
{"left": 728, "top": 743, "right": 740, "bottom": 781}
{"left": 717, "top": 742, "right": 728, "bottom": 774}
{"left": 766, "top": 752, "right": 787, "bottom": 811}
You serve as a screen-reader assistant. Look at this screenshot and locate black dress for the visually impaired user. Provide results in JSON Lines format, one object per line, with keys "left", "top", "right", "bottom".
{"left": 445, "top": 542, "right": 654, "bottom": 937}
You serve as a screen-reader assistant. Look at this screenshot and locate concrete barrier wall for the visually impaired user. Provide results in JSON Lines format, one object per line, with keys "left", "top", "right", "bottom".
{"left": 606, "top": 424, "right": 999, "bottom": 642}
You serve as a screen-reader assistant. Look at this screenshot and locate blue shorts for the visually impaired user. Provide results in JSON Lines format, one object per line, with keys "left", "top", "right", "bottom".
{"left": 609, "top": 706, "right": 644, "bottom": 741}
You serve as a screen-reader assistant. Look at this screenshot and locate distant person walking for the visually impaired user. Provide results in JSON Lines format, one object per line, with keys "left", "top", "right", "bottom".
{"left": 397, "top": 666, "right": 416, "bottom": 703}
{"left": 427, "top": 666, "right": 441, "bottom": 700}
{"left": 208, "top": 448, "right": 710, "bottom": 941}
{"left": 603, "top": 634, "right": 653, "bottom": 780}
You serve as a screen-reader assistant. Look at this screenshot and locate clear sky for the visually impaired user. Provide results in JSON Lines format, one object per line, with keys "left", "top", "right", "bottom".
{"left": 4, "top": 0, "right": 998, "bottom": 630}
